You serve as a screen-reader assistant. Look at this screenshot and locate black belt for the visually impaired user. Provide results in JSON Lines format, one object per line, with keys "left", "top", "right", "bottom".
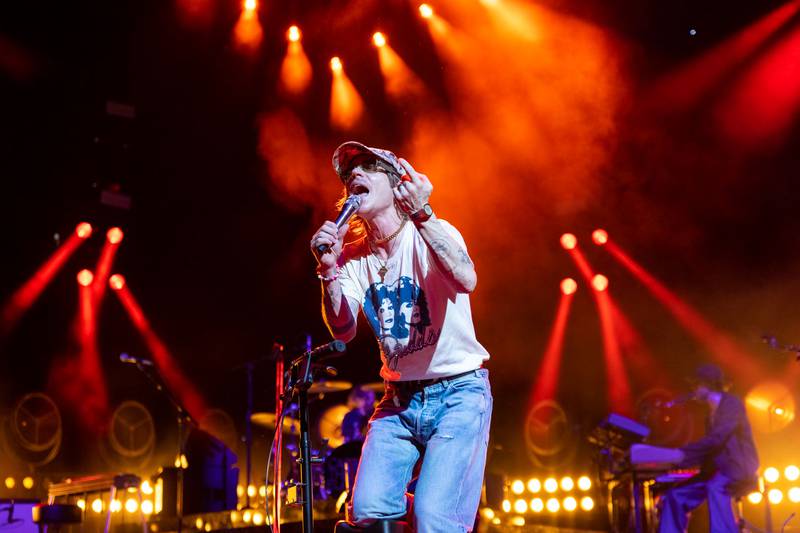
{"left": 388, "top": 368, "right": 481, "bottom": 391}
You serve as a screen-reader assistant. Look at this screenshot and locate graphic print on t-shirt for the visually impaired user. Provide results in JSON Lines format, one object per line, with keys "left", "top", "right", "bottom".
{"left": 363, "top": 276, "right": 441, "bottom": 371}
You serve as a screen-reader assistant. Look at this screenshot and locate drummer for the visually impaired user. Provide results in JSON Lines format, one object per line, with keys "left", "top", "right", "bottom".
{"left": 341, "top": 386, "right": 376, "bottom": 443}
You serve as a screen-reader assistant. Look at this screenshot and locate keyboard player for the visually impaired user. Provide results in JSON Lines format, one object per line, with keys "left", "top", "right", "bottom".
{"left": 657, "top": 363, "right": 759, "bottom": 533}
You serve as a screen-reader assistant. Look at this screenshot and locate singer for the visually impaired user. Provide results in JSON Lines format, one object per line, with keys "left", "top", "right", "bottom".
{"left": 658, "top": 363, "right": 759, "bottom": 533}
{"left": 310, "top": 141, "right": 492, "bottom": 532}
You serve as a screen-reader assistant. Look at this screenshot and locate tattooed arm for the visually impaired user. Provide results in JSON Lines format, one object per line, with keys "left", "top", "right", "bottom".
{"left": 321, "top": 278, "right": 358, "bottom": 341}
{"left": 416, "top": 216, "right": 477, "bottom": 293}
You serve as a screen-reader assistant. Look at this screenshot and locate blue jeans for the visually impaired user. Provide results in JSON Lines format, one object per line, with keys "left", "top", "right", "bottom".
{"left": 348, "top": 368, "right": 493, "bottom": 533}
{"left": 658, "top": 472, "right": 738, "bottom": 533}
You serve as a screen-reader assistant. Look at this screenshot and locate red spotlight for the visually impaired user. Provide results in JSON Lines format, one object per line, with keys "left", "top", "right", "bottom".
{"left": 560, "top": 233, "right": 577, "bottom": 250}
{"left": 109, "top": 274, "right": 126, "bottom": 291}
{"left": 243, "top": 0, "right": 257, "bottom": 12}
{"left": 75, "top": 222, "right": 93, "bottom": 239}
{"left": 560, "top": 278, "right": 578, "bottom": 295}
{"left": 106, "top": 227, "right": 124, "bottom": 244}
{"left": 373, "top": 32, "right": 387, "bottom": 48}
{"left": 287, "top": 25, "right": 301, "bottom": 43}
{"left": 419, "top": 4, "right": 434, "bottom": 19}
{"left": 592, "top": 274, "right": 609, "bottom": 292}
{"left": 592, "top": 229, "right": 608, "bottom": 245}
{"left": 77, "top": 269, "right": 94, "bottom": 287}
{"left": 330, "top": 56, "right": 343, "bottom": 72}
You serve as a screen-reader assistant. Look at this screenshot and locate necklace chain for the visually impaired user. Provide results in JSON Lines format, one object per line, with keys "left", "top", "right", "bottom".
{"left": 370, "top": 218, "right": 407, "bottom": 245}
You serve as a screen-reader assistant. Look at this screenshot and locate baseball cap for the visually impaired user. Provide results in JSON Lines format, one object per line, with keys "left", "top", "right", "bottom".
{"left": 332, "top": 141, "right": 407, "bottom": 181}
{"left": 689, "top": 363, "right": 727, "bottom": 390}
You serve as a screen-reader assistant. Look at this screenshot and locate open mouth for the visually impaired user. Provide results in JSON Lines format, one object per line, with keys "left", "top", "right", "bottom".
{"left": 351, "top": 184, "right": 370, "bottom": 196}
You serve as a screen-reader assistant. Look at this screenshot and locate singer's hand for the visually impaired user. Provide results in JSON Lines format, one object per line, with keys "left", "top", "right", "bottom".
{"left": 311, "top": 221, "right": 348, "bottom": 269}
{"left": 394, "top": 158, "right": 432, "bottom": 215}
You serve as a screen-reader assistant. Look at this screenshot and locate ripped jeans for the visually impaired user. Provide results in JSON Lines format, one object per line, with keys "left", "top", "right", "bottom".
{"left": 348, "top": 369, "right": 493, "bottom": 533}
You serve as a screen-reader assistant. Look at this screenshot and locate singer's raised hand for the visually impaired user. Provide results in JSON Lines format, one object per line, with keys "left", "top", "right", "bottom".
{"left": 311, "top": 221, "right": 348, "bottom": 270}
{"left": 394, "top": 158, "right": 433, "bottom": 215}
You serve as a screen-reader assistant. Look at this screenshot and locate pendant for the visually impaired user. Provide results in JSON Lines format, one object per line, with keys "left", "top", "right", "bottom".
{"left": 378, "top": 265, "right": 388, "bottom": 282}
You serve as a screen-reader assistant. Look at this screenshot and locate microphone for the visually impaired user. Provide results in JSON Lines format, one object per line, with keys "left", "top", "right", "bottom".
{"left": 120, "top": 353, "right": 154, "bottom": 367}
{"left": 292, "top": 340, "right": 347, "bottom": 367}
{"left": 316, "top": 195, "right": 363, "bottom": 254}
{"left": 657, "top": 392, "right": 695, "bottom": 408}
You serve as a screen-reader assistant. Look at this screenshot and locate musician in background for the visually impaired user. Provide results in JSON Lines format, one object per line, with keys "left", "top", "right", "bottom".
{"left": 658, "top": 363, "right": 759, "bottom": 533}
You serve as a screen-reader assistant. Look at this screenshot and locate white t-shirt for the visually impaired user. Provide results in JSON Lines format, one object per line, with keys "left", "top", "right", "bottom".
{"left": 335, "top": 219, "right": 490, "bottom": 381}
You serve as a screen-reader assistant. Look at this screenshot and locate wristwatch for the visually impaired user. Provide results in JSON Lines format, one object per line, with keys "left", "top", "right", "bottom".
{"left": 410, "top": 203, "right": 434, "bottom": 223}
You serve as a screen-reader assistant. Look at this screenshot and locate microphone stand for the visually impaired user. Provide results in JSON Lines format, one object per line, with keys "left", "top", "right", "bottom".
{"left": 126, "top": 357, "right": 195, "bottom": 533}
{"left": 281, "top": 344, "right": 346, "bottom": 533}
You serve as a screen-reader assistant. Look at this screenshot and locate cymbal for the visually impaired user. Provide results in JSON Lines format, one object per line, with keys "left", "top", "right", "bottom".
{"left": 360, "top": 382, "right": 385, "bottom": 393}
{"left": 250, "top": 412, "right": 300, "bottom": 434}
{"left": 308, "top": 381, "right": 353, "bottom": 394}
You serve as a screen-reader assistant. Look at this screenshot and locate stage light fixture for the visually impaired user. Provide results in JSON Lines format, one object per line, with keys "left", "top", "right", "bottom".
{"left": 258, "top": 485, "right": 267, "bottom": 497}
{"left": 578, "top": 476, "right": 592, "bottom": 491}
{"left": 560, "top": 233, "right": 577, "bottom": 250}
{"left": 373, "top": 32, "right": 387, "bottom": 47}
{"left": 546, "top": 498, "right": 560, "bottom": 513}
{"left": 592, "top": 229, "right": 608, "bottom": 245}
{"left": 419, "top": 4, "right": 434, "bottom": 18}
{"left": 789, "top": 487, "right": 800, "bottom": 503}
{"left": 511, "top": 479, "right": 524, "bottom": 495}
{"left": 330, "top": 57, "right": 343, "bottom": 72}
{"left": 513, "top": 499, "right": 527, "bottom": 513}
{"left": 91, "top": 498, "right": 103, "bottom": 513}
{"left": 141, "top": 480, "right": 153, "bottom": 495}
{"left": 592, "top": 274, "right": 609, "bottom": 292}
{"left": 242, "top": 510, "right": 253, "bottom": 523}
{"left": 77, "top": 269, "right": 94, "bottom": 287}
{"left": 510, "top": 516, "right": 525, "bottom": 526}
{"left": 785, "top": 465, "right": 800, "bottom": 481}
{"left": 195, "top": 518, "right": 204, "bottom": 530}
{"left": 125, "top": 498, "right": 138, "bottom": 513}
{"left": 243, "top": 0, "right": 257, "bottom": 12}
{"left": 107, "top": 227, "right": 124, "bottom": 244}
{"left": 22, "top": 477, "right": 34, "bottom": 489}
{"left": 530, "top": 498, "right": 544, "bottom": 512}
{"left": 527, "top": 478, "right": 541, "bottom": 493}
{"left": 747, "top": 491, "right": 763, "bottom": 504}
{"left": 563, "top": 496, "right": 577, "bottom": 512}
{"left": 75, "top": 222, "right": 93, "bottom": 239}
{"left": 110, "top": 500, "right": 122, "bottom": 513}
{"left": 501, "top": 499, "right": 511, "bottom": 513}
{"left": 141, "top": 500, "right": 154, "bottom": 515}
{"left": 560, "top": 278, "right": 577, "bottom": 295}
{"left": 253, "top": 512, "right": 265, "bottom": 526}
{"left": 544, "top": 478, "right": 558, "bottom": 493}
{"left": 768, "top": 489, "right": 783, "bottom": 504}
{"left": 4, "top": 477, "right": 14, "bottom": 489}
{"left": 560, "top": 477, "right": 574, "bottom": 491}
{"left": 480, "top": 508, "right": 495, "bottom": 520}
{"left": 580, "top": 496, "right": 594, "bottom": 511}
{"left": 237, "top": 485, "right": 244, "bottom": 497}
{"left": 287, "top": 25, "right": 301, "bottom": 42}
{"left": 764, "top": 467, "right": 780, "bottom": 483}
{"left": 247, "top": 484, "right": 257, "bottom": 498}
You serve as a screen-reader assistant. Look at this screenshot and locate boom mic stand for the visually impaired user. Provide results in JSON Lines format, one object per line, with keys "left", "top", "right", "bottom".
{"left": 280, "top": 340, "right": 346, "bottom": 533}
{"left": 125, "top": 355, "right": 195, "bottom": 533}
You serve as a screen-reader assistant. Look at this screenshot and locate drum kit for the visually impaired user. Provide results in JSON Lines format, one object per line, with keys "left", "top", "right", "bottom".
{"left": 249, "top": 380, "right": 383, "bottom": 505}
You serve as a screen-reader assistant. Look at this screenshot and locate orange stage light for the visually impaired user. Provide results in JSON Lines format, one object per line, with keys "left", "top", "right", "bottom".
{"left": 373, "top": 32, "right": 387, "bottom": 48}
{"left": 592, "top": 229, "right": 608, "bottom": 245}
{"left": 77, "top": 269, "right": 94, "bottom": 287}
{"left": 287, "top": 25, "right": 301, "bottom": 43}
{"left": 419, "top": 4, "right": 434, "bottom": 19}
{"left": 560, "top": 278, "right": 577, "bottom": 295}
{"left": 560, "top": 233, "right": 577, "bottom": 250}
{"left": 106, "top": 227, "right": 124, "bottom": 244}
{"left": 531, "top": 290, "right": 574, "bottom": 405}
{"left": 75, "top": 222, "right": 93, "bottom": 239}
{"left": 243, "top": 0, "right": 257, "bottom": 12}
{"left": 592, "top": 274, "right": 609, "bottom": 292}
{"left": 109, "top": 274, "right": 126, "bottom": 291}
{"left": 330, "top": 58, "right": 365, "bottom": 130}
{"left": 233, "top": 1, "right": 262, "bottom": 50}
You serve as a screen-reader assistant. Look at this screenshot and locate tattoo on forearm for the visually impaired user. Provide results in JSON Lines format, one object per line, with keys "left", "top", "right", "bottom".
{"left": 457, "top": 247, "right": 472, "bottom": 265}
{"left": 430, "top": 239, "right": 450, "bottom": 254}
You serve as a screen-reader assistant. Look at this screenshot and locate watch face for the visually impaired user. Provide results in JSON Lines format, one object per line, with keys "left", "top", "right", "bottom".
{"left": 423, "top": 204, "right": 433, "bottom": 216}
